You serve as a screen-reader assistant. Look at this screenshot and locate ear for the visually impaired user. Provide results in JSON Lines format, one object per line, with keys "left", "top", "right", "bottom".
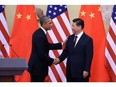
{"left": 42, "top": 22, "right": 46, "bottom": 26}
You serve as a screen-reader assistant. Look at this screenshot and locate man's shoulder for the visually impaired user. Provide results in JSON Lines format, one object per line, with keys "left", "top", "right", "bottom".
{"left": 33, "top": 28, "right": 45, "bottom": 38}
{"left": 33, "top": 28, "right": 43, "bottom": 34}
{"left": 83, "top": 33, "right": 93, "bottom": 41}
{"left": 68, "top": 34, "right": 74, "bottom": 38}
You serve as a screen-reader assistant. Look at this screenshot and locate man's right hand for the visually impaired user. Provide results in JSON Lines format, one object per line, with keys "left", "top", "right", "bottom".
{"left": 53, "top": 58, "right": 60, "bottom": 65}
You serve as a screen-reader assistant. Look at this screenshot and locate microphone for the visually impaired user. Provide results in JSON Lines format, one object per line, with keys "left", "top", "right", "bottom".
{"left": 9, "top": 44, "right": 19, "bottom": 58}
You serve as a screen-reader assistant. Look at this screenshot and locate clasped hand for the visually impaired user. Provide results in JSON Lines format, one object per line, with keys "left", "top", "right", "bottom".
{"left": 53, "top": 58, "right": 60, "bottom": 65}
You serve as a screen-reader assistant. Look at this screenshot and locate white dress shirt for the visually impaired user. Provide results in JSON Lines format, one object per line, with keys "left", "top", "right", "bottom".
{"left": 41, "top": 27, "right": 47, "bottom": 35}
{"left": 74, "top": 31, "right": 84, "bottom": 47}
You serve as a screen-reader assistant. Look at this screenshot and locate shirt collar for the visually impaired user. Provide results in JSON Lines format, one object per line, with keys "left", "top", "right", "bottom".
{"left": 41, "top": 27, "right": 47, "bottom": 35}
{"left": 75, "top": 31, "right": 84, "bottom": 39}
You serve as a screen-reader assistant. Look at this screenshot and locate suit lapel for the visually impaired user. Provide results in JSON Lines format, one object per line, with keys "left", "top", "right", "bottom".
{"left": 73, "top": 33, "right": 86, "bottom": 51}
{"left": 40, "top": 28, "right": 46, "bottom": 37}
{"left": 70, "top": 34, "right": 75, "bottom": 50}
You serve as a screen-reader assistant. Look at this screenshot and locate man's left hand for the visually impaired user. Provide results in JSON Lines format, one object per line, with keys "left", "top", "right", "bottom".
{"left": 83, "top": 71, "right": 89, "bottom": 78}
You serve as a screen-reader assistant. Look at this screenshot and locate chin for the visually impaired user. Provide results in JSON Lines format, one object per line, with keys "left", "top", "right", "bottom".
{"left": 72, "top": 31, "right": 75, "bottom": 34}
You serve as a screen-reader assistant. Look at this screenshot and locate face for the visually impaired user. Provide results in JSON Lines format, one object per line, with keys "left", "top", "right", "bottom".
{"left": 36, "top": 8, "right": 44, "bottom": 19}
{"left": 44, "top": 18, "right": 53, "bottom": 30}
{"left": 72, "top": 22, "right": 82, "bottom": 35}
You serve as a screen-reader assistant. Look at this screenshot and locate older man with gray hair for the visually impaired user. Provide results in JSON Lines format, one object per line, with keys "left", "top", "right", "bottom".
{"left": 36, "top": 8, "right": 44, "bottom": 20}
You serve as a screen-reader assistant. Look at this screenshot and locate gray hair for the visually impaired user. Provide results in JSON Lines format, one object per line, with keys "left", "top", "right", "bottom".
{"left": 36, "top": 8, "right": 43, "bottom": 18}
{"left": 39, "top": 15, "right": 51, "bottom": 26}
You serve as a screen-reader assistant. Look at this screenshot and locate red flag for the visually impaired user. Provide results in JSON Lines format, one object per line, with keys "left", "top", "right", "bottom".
{"left": 10, "top": 5, "right": 38, "bottom": 82}
{"left": 105, "top": 5, "right": 116, "bottom": 81}
{"left": 79, "top": 5, "right": 110, "bottom": 81}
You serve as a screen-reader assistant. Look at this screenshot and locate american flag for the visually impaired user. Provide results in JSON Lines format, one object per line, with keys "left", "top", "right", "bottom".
{"left": 105, "top": 5, "right": 116, "bottom": 81}
{"left": 0, "top": 5, "right": 10, "bottom": 58}
{"left": 46, "top": 5, "right": 72, "bottom": 82}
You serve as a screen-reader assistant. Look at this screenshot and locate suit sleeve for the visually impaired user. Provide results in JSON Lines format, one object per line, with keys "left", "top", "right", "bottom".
{"left": 58, "top": 38, "right": 69, "bottom": 62}
{"left": 48, "top": 43, "right": 62, "bottom": 50}
{"left": 84, "top": 38, "right": 93, "bottom": 72}
{"left": 35, "top": 37, "right": 54, "bottom": 66}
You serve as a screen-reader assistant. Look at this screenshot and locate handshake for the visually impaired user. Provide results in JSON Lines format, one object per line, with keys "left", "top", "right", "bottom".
{"left": 53, "top": 58, "right": 60, "bottom": 65}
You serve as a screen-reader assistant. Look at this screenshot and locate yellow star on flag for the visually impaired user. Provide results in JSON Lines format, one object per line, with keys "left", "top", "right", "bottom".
{"left": 89, "top": 12, "right": 95, "bottom": 18}
{"left": 26, "top": 14, "right": 31, "bottom": 20}
{"left": 81, "top": 10, "right": 86, "bottom": 16}
{"left": 17, "top": 13, "right": 22, "bottom": 19}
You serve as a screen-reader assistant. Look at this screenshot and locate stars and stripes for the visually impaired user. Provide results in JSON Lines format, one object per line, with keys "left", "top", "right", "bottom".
{"left": 105, "top": 5, "right": 116, "bottom": 81}
{"left": 46, "top": 5, "right": 72, "bottom": 82}
{"left": 0, "top": 5, "right": 10, "bottom": 58}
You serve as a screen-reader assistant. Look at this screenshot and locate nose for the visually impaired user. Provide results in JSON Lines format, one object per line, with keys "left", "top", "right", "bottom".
{"left": 72, "top": 28, "right": 74, "bottom": 30}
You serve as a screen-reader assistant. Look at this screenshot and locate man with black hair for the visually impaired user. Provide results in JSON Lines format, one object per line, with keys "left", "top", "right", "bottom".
{"left": 54, "top": 18, "right": 93, "bottom": 82}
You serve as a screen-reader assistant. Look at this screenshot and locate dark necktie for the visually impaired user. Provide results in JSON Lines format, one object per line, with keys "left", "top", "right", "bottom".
{"left": 73, "top": 36, "right": 77, "bottom": 48}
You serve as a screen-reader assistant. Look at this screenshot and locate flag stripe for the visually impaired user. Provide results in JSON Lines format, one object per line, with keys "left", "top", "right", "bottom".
{"left": 110, "top": 18, "right": 116, "bottom": 35}
{"left": 0, "top": 31, "right": 9, "bottom": 55}
{"left": 65, "top": 11, "right": 70, "bottom": 21}
{"left": 106, "top": 40, "right": 116, "bottom": 64}
{"left": 50, "top": 23, "right": 63, "bottom": 41}
{"left": 50, "top": 51, "right": 66, "bottom": 81}
{"left": 0, "top": 13, "right": 9, "bottom": 34}
{"left": 48, "top": 67, "right": 57, "bottom": 82}
{"left": 61, "top": 13, "right": 72, "bottom": 35}
{"left": 105, "top": 48, "right": 116, "bottom": 75}
{"left": 47, "top": 31, "right": 66, "bottom": 74}
{"left": 47, "top": 29, "right": 66, "bottom": 67}
{"left": 50, "top": 65, "right": 62, "bottom": 82}
{"left": 0, "top": 21, "right": 10, "bottom": 43}
{"left": 0, "top": 40, "right": 9, "bottom": 57}
{"left": 47, "top": 34, "right": 66, "bottom": 81}
{"left": 57, "top": 16, "right": 70, "bottom": 36}
{"left": 49, "top": 50, "right": 65, "bottom": 75}
{"left": 53, "top": 18, "right": 67, "bottom": 41}
{"left": 107, "top": 33, "right": 116, "bottom": 55}
{"left": 47, "top": 35, "right": 63, "bottom": 82}
{"left": 52, "top": 50, "right": 66, "bottom": 74}
{"left": 109, "top": 27, "right": 116, "bottom": 44}
{"left": 0, "top": 5, "right": 10, "bottom": 58}
{"left": 105, "top": 59, "right": 116, "bottom": 81}
{"left": 47, "top": 30, "right": 63, "bottom": 56}
{"left": 46, "top": 76, "right": 52, "bottom": 82}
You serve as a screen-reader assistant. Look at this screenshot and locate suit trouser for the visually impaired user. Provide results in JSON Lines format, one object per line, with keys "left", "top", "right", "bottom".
{"left": 31, "top": 74, "right": 46, "bottom": 82}
{"left": 67, "top": 75, "right": 89, "bottom": 82}
{"left": 66, "top": 69, "right": 89, "bottom": 82}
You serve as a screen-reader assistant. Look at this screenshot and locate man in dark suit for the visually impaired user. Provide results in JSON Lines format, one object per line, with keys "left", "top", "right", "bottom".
{"left": 54, "top": 18, "right": 93, "bottom": 82}
{"left": 28, "top": 16, "right": 64, "bottom": 82}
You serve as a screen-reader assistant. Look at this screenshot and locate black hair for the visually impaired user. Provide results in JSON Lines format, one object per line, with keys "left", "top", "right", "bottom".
{"left": 39, "top": 15, "right": 51, "bottom": 26}
{"left": 73, "top": 18, "right": 84, "bottom": 29}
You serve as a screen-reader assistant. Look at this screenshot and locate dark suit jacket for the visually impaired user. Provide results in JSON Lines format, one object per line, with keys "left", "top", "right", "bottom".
{"left": 59, "top": 33, "right": 93, "bottom": 78}
{"left": 28, "top": 28, "right": 62, "bottom": 77}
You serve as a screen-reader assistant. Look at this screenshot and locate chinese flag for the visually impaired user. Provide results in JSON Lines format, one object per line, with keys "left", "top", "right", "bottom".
{"left": 79, "top": 5, "right": 110, "bottom": 81}
{"left": 10, "top": 5, "right": 38, "bottom": 82}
